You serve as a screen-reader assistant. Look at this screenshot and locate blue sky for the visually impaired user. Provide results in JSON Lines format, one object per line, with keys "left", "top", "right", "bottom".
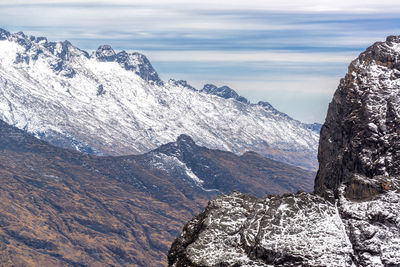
{"left": 1, "top": 0, "right": 400, "bottom": 123}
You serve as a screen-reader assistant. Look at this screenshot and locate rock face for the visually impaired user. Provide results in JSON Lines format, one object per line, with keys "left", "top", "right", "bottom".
{"left": 0, "top": 28, "right": 319, "bottom": 170}
{"left": 169, "top": 192, "right": 354, "bottom": 266}
{"left": 314, "top": 35, "right": 400, "bottom": 266}
{"left": 315, "top": 36, "right": 400, "bottom": 200}
{"left": 0, "top": 119, "right": 315, "bottom": 266}
{"left": 168, "top": 36, "right": 400, "bottom": 266}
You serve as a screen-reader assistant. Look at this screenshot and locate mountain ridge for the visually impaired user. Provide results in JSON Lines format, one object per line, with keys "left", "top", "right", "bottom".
{"left": 0, "top": 28, "right": 319, "bottom": 170}
{"left": 0, "top": 118, "right": 315, "bottom": 266}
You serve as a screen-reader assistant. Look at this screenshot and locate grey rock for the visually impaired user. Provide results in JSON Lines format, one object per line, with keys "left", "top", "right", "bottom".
{"left": 169, "top": 192, "right": 353, "bottom": 266}
{"left": 97, "top": 84, "right": 106, "bottom": 96}
{"left": 315, "top": 35, "right": 400, "bottom": 201}
{"left": 116, "top": 50, "right": 163, "bottom": 85}
{"left": 201, "top": 84, "right": 249, "bottom": 104}
{"left": 0, "top": 28, "right": 10, "bottom": 40}
{"left": 95, "top": 45, "right": 117, "bottom": 62}
{"left": 169, "top": 79, "right": 197, "bottom": 91}
{"left": 169, "top": 36, "right": 400, "bottom": 267}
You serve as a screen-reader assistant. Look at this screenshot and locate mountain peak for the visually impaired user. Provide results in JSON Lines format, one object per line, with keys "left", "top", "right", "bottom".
{"left": 117, "top": 51, "right": 162, "bottom": 85}
{"left": 92, "top": 45, "right": 162, "bottom": 84}
{"left": 155, "top": 134, "right": 199, "bottom": 158}
{"left": 95, "top": 44, "right": 116, "bottom": 62}
{"left": 176, "top": 134, "right": 196, "bottom": 147}
{"left": 0, "top": 28, "right": 10, "bottom": 40}
{"left": 386, "top": 35, "right": 400, "bottom": 44}
{"left": 353, "top": 34, "right": 400, "bottom": 72}
{"left": 201, "top": 84, "right": 249, "bottom": 103}
{"left": 168, "top": 79, "right": 197, "bottom": 91}
{"left": 257, "top": 101, "right": 294, "bottom": 120}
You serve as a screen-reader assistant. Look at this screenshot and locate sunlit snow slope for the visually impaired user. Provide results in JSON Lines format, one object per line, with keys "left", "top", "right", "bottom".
{"left": 0, "top": 29, "right": 319, "bottom": 170}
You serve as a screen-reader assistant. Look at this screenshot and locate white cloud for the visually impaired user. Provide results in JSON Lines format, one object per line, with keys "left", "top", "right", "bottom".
{"left": 228, "top": 76, "right": 340, "bottom": 94}
{"left": 2, "top": 0, "right": 400, "bottom": 13}
{"left": 144, "top": 50, "right": 357, "bottom": 64}
{"left": 210, "top": 76, "right": 340, "bottom": 122}
{"left": 1, "top": 0, "right": 397, "bottom": 122}
{"left": 1, "top": 0, "right": 395, "bottom": 53}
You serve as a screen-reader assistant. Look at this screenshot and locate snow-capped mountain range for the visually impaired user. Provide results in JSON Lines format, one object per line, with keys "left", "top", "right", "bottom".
{"left": 0, "top": 29, "right": 319, "bottom": 170}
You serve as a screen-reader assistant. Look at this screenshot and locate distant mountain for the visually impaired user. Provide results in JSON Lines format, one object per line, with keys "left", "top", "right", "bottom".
{"left": 169, "top": 36, "right": 400, "bottom": 267}
{"left": 0, "top": 28, "right": 319, "bottom": 170}
{"left": 200, "top": 84, "right": 249, "bottom": 103}
{"left": 134, "top": 134, "right": 315, "bottom": 195}
{"left": 305, "top": 122, "right": 322, "bottom": 133}
{"left": 0, "top": 119, "right": 315, "bottom": 266}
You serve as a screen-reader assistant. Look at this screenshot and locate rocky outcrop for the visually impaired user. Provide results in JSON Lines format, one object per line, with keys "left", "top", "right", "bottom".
{"left": 201, "top": 84, "right": 249, "bottom": 103}
{"left": 314, "top": 35, "right": 400, "bottom": 265}
{"left": 315, "top": 36, "right": 400, "bottom": 201}
{"left": 169, "top": 36, "right": 400, "bottom": 266}
{"left": 95, "top": 44, "right": 162, "bottom": 84}
{"left": 168, "top": 79, "right": 197, "bottom": 91}
{"left": 169, "top": 191, "right": 353, "bottom": 266}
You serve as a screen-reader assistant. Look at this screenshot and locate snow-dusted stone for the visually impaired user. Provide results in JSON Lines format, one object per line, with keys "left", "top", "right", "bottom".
{"left": 201, "top": 84, "right": 249, "bottom": 103}
{"left": 339, "top": 187, "right": 400, "bottom": 266}
{"left": 313, "top": 35, "right": 400, "bottom": 265}
{"left": 169, "top": 36, "right": 400, "bottom": 267}
{"left": 169, "top": 191, "right": 354, "bottom": 266}
{"left": 315, "top": 36, "right": 400, "bottom": 199}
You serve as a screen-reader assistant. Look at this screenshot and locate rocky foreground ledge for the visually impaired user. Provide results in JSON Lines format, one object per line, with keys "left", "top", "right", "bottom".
{"left": 168, "top": 36, "right": 400, "bottom": 266}
{"left": 169, "top": 191, "right": 354, "bottom": 266}
{"left": 168, "top": 189, "right": 400, "bottom": 266}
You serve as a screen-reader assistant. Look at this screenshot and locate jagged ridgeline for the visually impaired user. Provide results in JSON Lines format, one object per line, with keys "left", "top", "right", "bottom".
{"left": 0, "top": 28, "right": 319, "bottom": 170}
{"left": 168, "top": 36, "right": 400, "bottom": 266}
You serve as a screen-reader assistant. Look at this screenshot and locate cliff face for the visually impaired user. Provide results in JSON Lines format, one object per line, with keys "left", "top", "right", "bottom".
{"left": 314, "top": 35, "right": 400, "bottom": 266}
{"left": 315, "top": 36, "right": 400, "bottom": 201}
{"left": 168, "top": 36, "right": 400, "bottom": 266}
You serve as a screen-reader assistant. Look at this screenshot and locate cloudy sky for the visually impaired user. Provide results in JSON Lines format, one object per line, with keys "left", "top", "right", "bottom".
{"left": 1, "top": 0, "right": 399, "bottom": 122}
